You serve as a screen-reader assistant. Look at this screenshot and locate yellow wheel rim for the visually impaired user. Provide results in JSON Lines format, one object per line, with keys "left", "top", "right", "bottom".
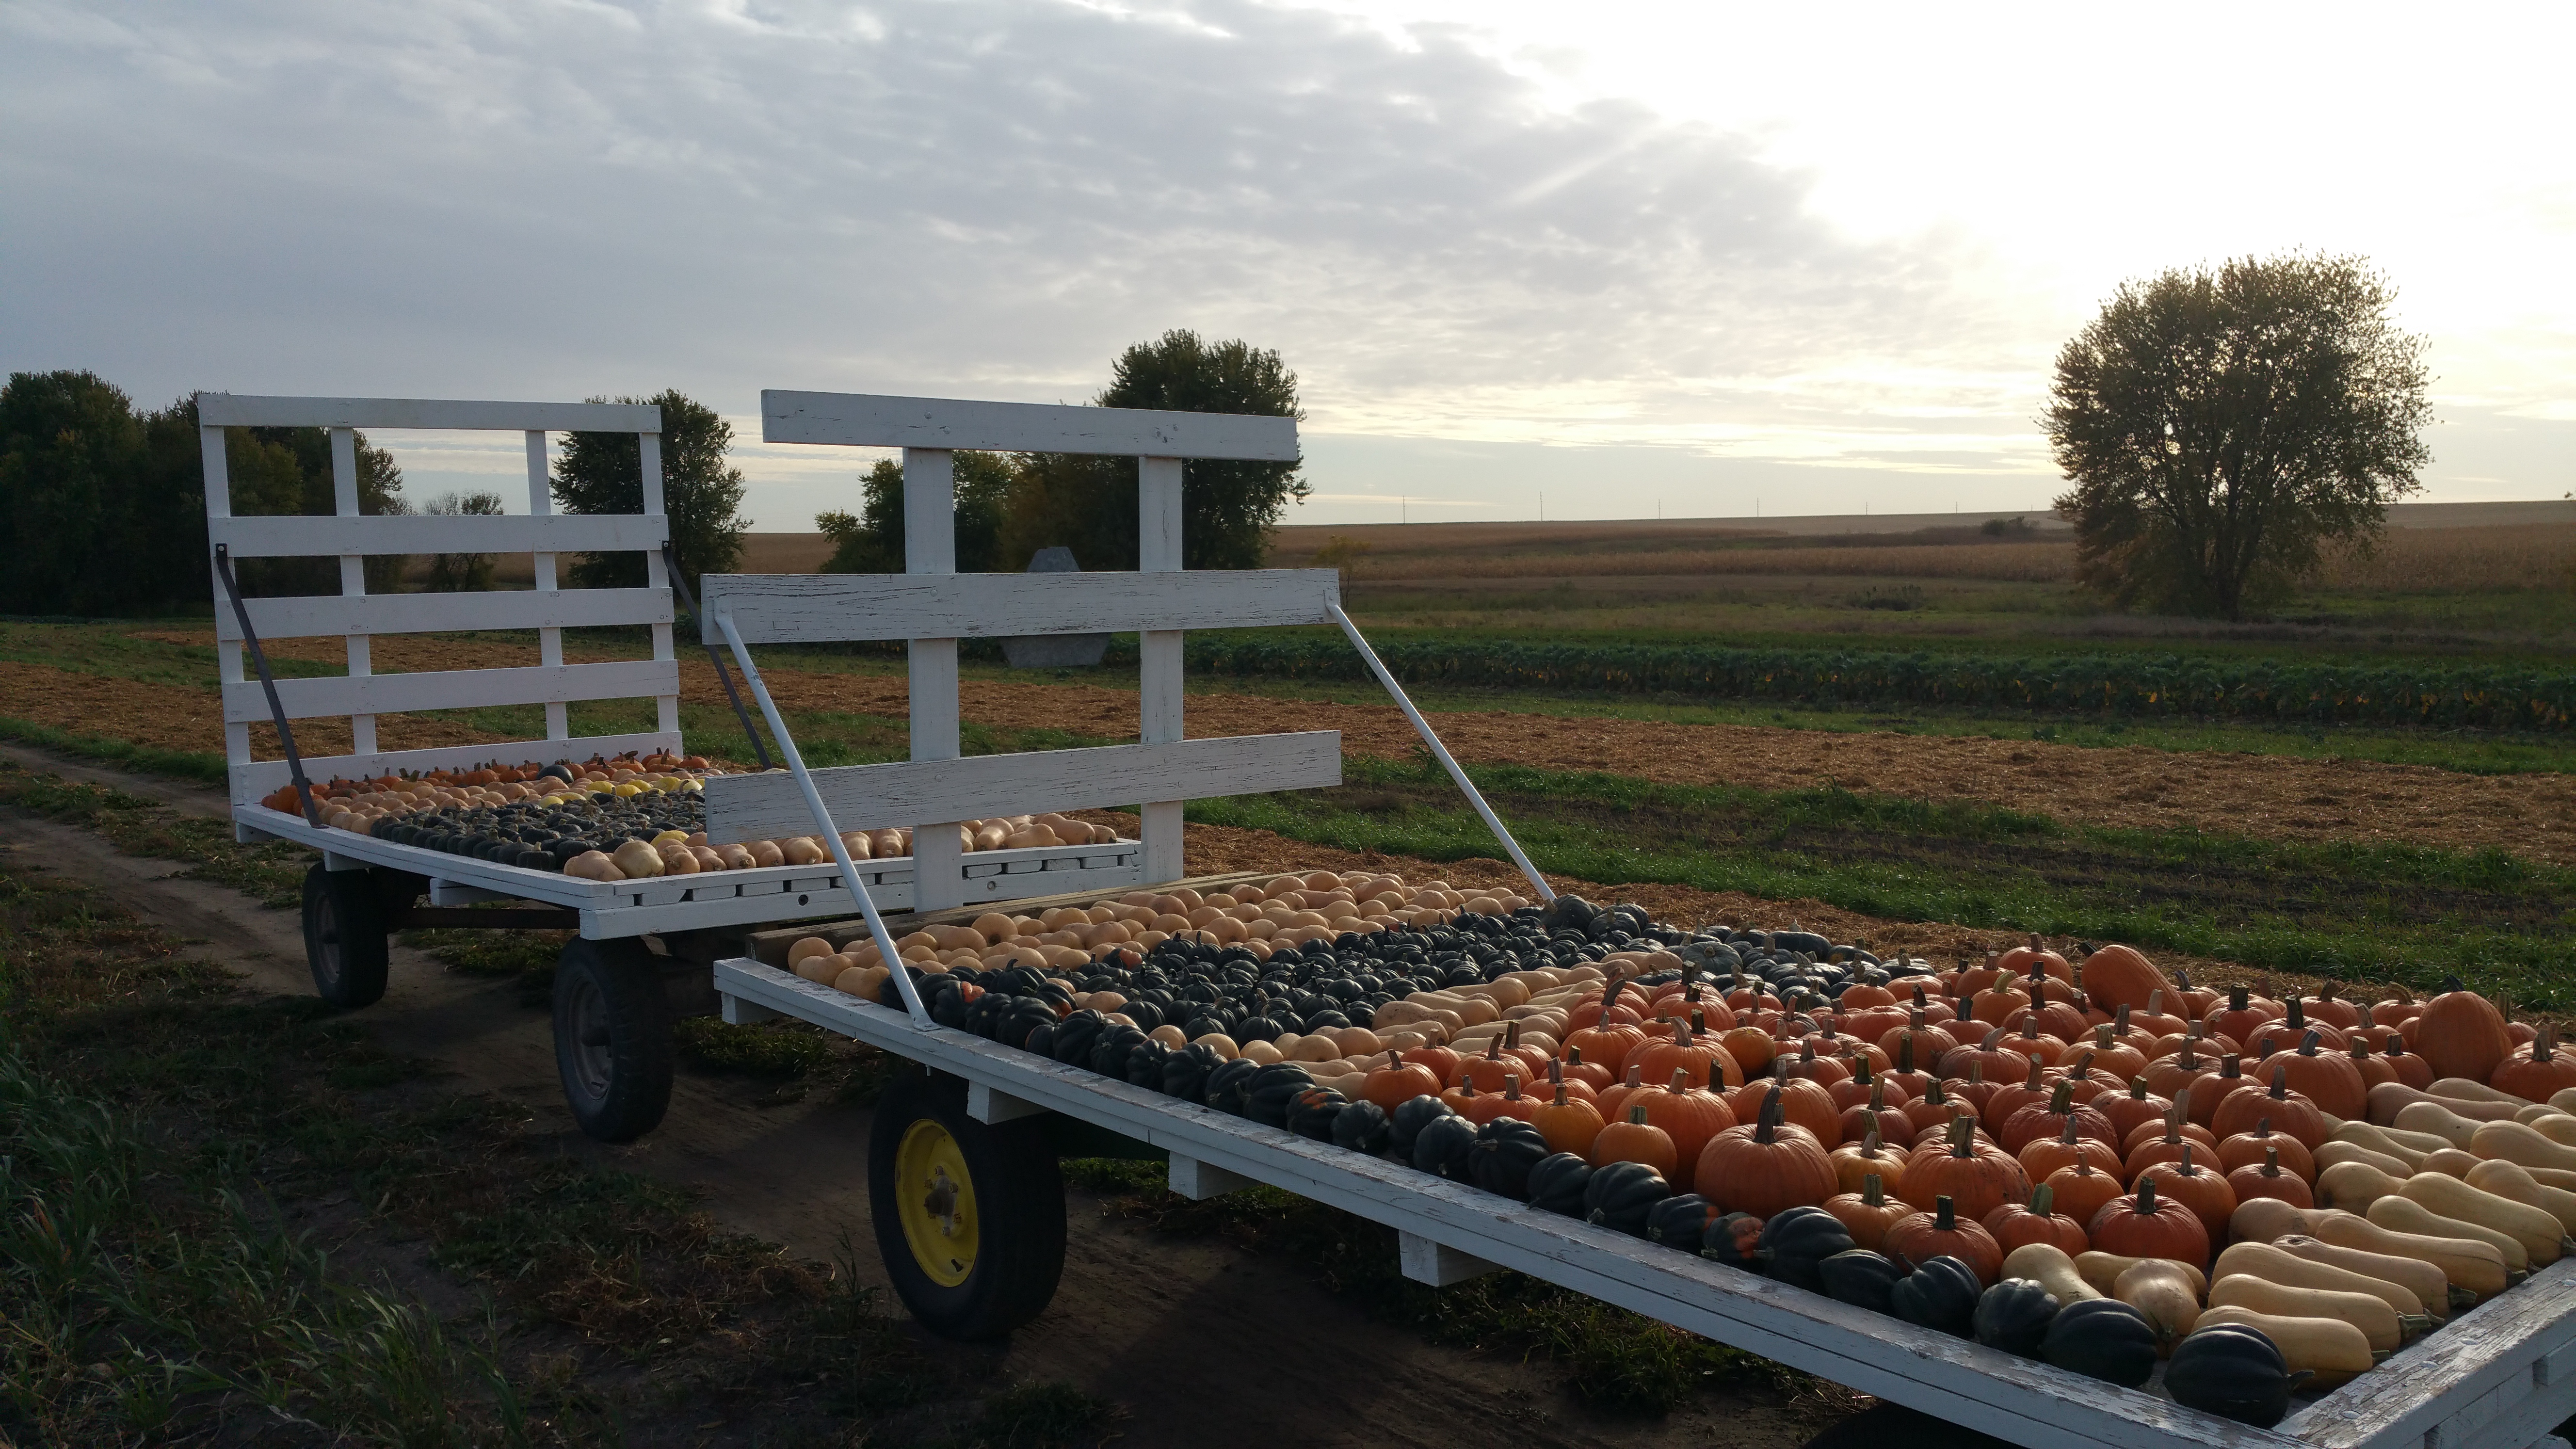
{"left": 895, "top": 1118, "right": 980, "bottom": 1288}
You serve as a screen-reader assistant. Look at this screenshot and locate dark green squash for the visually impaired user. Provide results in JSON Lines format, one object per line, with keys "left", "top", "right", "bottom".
{"left": 1759, "top": 1207, "right": 1857, "bottom": 1291}
{"left": 1124, "top": 1037, "right": 1175, "bottom": 1088}
{"left": 2166, "top": 1324, "right": 2308, "bottom": 1428}
{"left": 1816, "top": 1249, "right": 1906, "bottom": 1313}
{"left": 1387, "top": 1095, "right": 1456, "bottom": 1159}
{"left": 1412, "top": 1112, "right": 1481, "bottom": 1179}
{"left": 2040, "top": 1298, "right": 2160, "bottom": 1387}
{"left": 1088, "top": 1023, "right": 1149, "bottom": 1077}
{"left": 1972, "top": 1278, "right": 2061, "bottom": 1355}
{"left": 1050, "top": 1009, "right": 1107, "bottom": 1066}
{"left": 1287, "top": 1086, "right": 1348, "bottom": 1141}
{"left": 1645, "top": 1194, "right": 1719, "bottom": 1251}
{"left": 1467, "top": 1118, "right": 1552, "bottom": 1200}
{"left": 1527, "top": 1152, "right": 1594, "bottom": 1217}
{"left": 997, "top": 995, "right": 1057, "bottom": 1049}
{"left": 1583, "top": 1160, "right": 1671, "bottom": 1237}
{"left": 1330, "top": 1099, "right": 1390, "bottom": 1155}
{"left": 1245, "top": 1063, "right": 1317, "bottom": 1127}
{"left": 1699, "top": 1212, "right": 1767, "bottom": 1271}
{"left": 1022, "top": 1021, "right": 1057, "bottom": 1060}
{"left": 1159, "top": 1042, "right": 1225, "bottom": 1102}
{"left": 1889, "top": 1254, "right": 1981, "bottom": 1336}
{"left": 1204, "top": 1056, "right": 1261, "bottom": 1116}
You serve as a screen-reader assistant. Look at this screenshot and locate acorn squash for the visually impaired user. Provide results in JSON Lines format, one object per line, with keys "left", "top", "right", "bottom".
{"left": 1972, "top": 1277, "right": 2061, "bottom": 1355}
{"left": 1759, "top": 1206, "right": 1856, "bottom": 1290}
{"left": 1584, "top": 1160, "right": 1672, "bottom": 1236}
{"left": 2165, "top": 1324, "right": 2306, "bottom": 1428}
{"left": 2040, "top": 1298, "right": 2159, "bottom": 1386}
{"left": 1816, "top": 1248, "right": 1907, "bottom": 1313}
{"left": 1528, "top": 1152, "right": 1594, "bottom": 1217}
{"left": 1889, "top": 1254, "right": 1981, "bottom": 1336}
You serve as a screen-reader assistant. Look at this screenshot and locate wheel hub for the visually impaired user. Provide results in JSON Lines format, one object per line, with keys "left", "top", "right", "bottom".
{"left": 895, "top": 1120, "right": 979, "bottom": 1288}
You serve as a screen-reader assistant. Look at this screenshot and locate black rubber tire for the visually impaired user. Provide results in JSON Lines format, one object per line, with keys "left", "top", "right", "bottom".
{"left": 300, "top": 864, "right": 391, "bottom": 1009}
{"left": 868, "top": 1070, "right": 1066, "bottom": 1340}
{"left": 550, "top": 937, "right": 675, "bottom": 1143}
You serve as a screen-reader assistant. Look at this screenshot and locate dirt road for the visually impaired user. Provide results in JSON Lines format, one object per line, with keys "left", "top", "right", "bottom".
{"left": 0, "top": 744, "right": 1845, "bottom": 1449}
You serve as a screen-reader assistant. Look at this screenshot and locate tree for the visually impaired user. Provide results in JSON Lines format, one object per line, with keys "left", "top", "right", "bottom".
{"left": 2046, "top": 253, "right": 2431, "bottom": 619}
{"left": 0, "top": 370, "right": 144, "bottom": 614}
{"left": 222, "top": 423, "right": 411, "bottom": 596}
{"left": 817, "top": 451, "right": 1018, "bottom": 573}
{"left": 998, "top": 330, "right": 1306, "bottom": 571}
{"left": 422, "top": 491, "right": 505, "bottom": 591}
{"left": 551, "top": 389, "right": 748, "bottom": 595}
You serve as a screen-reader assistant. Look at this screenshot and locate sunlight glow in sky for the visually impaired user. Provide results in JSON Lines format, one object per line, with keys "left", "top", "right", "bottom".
{"left": 4, "top": 0, "right": 2568, "bottom": 525}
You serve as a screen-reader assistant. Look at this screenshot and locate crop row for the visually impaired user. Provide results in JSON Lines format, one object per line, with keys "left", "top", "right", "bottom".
{"left": 1110, "top": 636, "right": 2576, "bottom": 731}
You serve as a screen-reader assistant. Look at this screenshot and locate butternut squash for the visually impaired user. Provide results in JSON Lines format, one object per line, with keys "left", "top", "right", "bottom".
{"left": 2316, "top": 1160, "right": 2408, "bottom": 1213}
{"left": 2471, "top": 1120, "right": 2576, "bottom": 1174}
{"left": 2366, "top": 1194, "right": 2528, "bottom": 1274}
{"left": 2514, "top": 1104, "right": 2576, "bottom": 1135}
{"left": 2311, "top": 1210, "right": 2510, "bottom": 1299}
{"left": 2213, "top": 1241, "right": 2431, "bottom": 1335}
{"left": 2230, "top": 1196, "right": 2336, "bottom": 1244}
{"left": 2077, "top": 1250, "right": 2206, "bottom": 1298}
{"left": 2001, "top": 1242, "right": 2103, "bottom": 1303}
{"left": 2464, "top": 1159, "right": 2576, "bottom": 1235}
{"left": 2430, "top": 1077, "right": 2525, "bottom": 1105}
{"left": 2192, "top": 1305, "right": 2380, "bottom": 1387}
{"left": 2551, "top": 1086, "right": 2576, "bottom": 1117}
{"left": 2419, "top": 1147, "right": 2483, "bottom": 1178}
{"left": 2315, "top": 1140, "right": 2416, "bottom": 1177}
{"left": 2393, "top": 1100, "right": 2485, "bottom": 1149}
{"left": 2114, "top": 1259, "right": 2205, "bottom": 1349}
{"left": 2371, "top": 1080, "right": 2525, "bottom": 1126}
{"left": 2207, "top": 1273, "right": 2410, "bottom": 1351}
{"left": 2275, "top": 1232, "right": 2458, "bottom": 1319}
{"left": 2330, "top": 1119, "right": 2434, "bottom": 1167}
{"left": 2398, "top": 1172, "right": 2568, "bottom": 1264}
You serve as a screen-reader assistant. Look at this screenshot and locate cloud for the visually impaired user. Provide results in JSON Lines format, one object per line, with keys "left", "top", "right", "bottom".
{"left": 0, "top": 0, "right": 2031, "bottom": 469}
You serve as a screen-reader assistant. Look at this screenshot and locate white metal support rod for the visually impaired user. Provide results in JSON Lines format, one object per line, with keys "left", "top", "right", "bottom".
{"left": 712, "top": 612, "right": 933, "bottom": 1030}
{"left": 1326, "top": 602, "right": 1555, "bottom": 905}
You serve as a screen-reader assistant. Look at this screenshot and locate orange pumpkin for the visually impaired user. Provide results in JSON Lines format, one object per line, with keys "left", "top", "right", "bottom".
{"left": 1531, "top": 1083, "right": 1606, "bottom": 1156}
{"left": 1997, "top": 934, "right": 2075, "bottom": 983}
{"left": 2209, "top": 1065, "right": 2325, "bottom": 1150}
{"left": 2491, "top": 1024, "right": 2576, "bottom": 1103}
{"left": 2413, "top": 977, "right": 2515, "bottom": 1085}
{"left": 1591, "top": 1104, "right": 1679, "bottom": 1176}
{"left": 1899, "top": 1116, "right": 2030, "bottom": 1223}
{"left": 2000, "top": 1080, "right": 2117, "bottom": 1157}
{"left": 2087, "top": 1175, "right": 2210, "bottom": 1267}
{"left": 1628, "top": 1069, "right": 1737, "bottom": 1168}
{"left": 2020, "top": 1113, "right": 2123, "bottom": 1182}
{"left": 2045, "top": 1160, "right": 2125, "bottom": 1227}
{"left": 2217, "top": 1119, "right": 2315, "bottom": 1180}
{"left": 1556, "top": 1046, "right": 1614, "bottom": 1094}
{"left": 1362, "top": 1054, "right": 1443, "bottom": 1113}
{"left": 1829, "top": 1128, "right": 1909, "bottom": 1196}
{"left": 1838, "top": 1078, "right": 1915, "bottom": 1149}
{"left": 2079, "top": 942, "right": 2173, "bottom": 1013}
{"left": 2226, "top": 1144, "right": 2314, "bottom": 1209}
{"left": 2100, "top": 1078, "right": 2176, "bottom": 1143}
{"left": 1983, "top": 1182, "right": 2089, "bottom": 1256}
{"left": 1694, "top": 1084, "right": 1839, "bottom": 1219}
{"left": 2133, "top": 1143, "right": 2237, "bottom": 1241}
{"left": 2244, "top": 1000, "right": 2348, "bottom": 1056}
{"left": 1883, "top": 1195, "right": 2004, "bottom": 1286}
{"left": 1725, "top": 1065, "right": 1841, "bottom": 1146}
{"left": 2265, "top": 1029, "right": 2368, "bottom": 1121}
{"left": 1825, "top": 1173, "right": 1913, "bottom": 1253}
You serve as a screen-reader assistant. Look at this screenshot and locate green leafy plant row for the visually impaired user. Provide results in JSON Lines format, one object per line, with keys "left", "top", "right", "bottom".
{"left": 1106, "top": 635, "right": 2576, "bottom": 731}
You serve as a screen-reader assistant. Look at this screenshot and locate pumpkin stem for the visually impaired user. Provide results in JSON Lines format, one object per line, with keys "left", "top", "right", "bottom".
{"left": 1505, "top": 1075, "right": 1523, "bottom": 1101}
{"left": 2136, "top": 1176, "right": 2158, "bottom": 1212}
{"left": 1863, "top": 1174, "right": 1884, "bottom": 1207}
{"left": 2175, "top": 1085, "right": 2194, "bottom": 1119}
{"left": 2031, "top": 1183, "right": 2055, "bottom": 1215}
{"left": 1553, "top": 1084, "right": 1570, "bottom": 1107}
{"left": 1629, "top": 1104, "right": 1648, "bottom": 1125}
{"left": 2300, "top": 1028, "right": 2322, "bottom": 1058}
{"left": 1568, "top": 1046, "right": 1586, "bottom": 1067}
{"left": 1869, "top": 1079, "right": 1887, "bottom": 1111}
{"left": 1625, "top": 1064, "right": 1644, "bottom": 1088}
{"left": 2270, "top": 1064, "right": 2292, "bottom": 1099}
{"left": 1864, "top": 1127, "right": 1883, "bottom": 1154}
{"left": 2286, "top": 999, "right": 2307, "bottom": 1029}
{"left": 2128, "top": 1075, "right": 2150, "bottom": 1101}
{"left": 1948, "top": 1114, "right": 1974, "bottom": 1158}
{"left": 2178, "top": 1143, "right": 2198, "bottom": 1176}
{"left": 2230, "top": 984, "right": 2250, "bottom": 1012}
{"left": 2024, "top": 1056, "right": 2045, "bottom": 1089}
{"left": 2060, "top": 1116, "right": 2078, "bottom": 1146}
{"left": 1670, "top": 1068, "right": 1690, "bottom": 1094}
{"left": 2046, "top": 1079, "right": 2074, "bottom": 1115}
{"left": 1755, "top": 1084, "right": 1784, "bottom": 1143}
{"left": 2264, "top": 1144, "right": 2282, "bottom": 1178}
{"left": 1934, "top": 1195, "right": 1957, "bottom": 1231}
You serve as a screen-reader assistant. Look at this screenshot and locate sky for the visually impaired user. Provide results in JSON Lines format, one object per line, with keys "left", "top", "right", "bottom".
{"left": 5, "top": 0, "right": 2571, "bottom": 528}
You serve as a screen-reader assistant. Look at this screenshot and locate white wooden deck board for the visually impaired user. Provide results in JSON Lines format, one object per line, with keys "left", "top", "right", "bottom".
{"left": 214, "top": 587, "right": 672, "bottom": 642}
{"left": 194, "top": 394, "right": 660, "bottom": 433}
{"left": 228, "top": 731, "right": 682, "bottom": 804}
{"left": 222, "top": 659, "right": 678, "bottom": 723}
{"left": 762, "top": 390, "right": 1299, "bottom": 461}
{"left": 699, "top": 733, "right": 1340, "bottom": 844}
{"left": 209, "top": 513, "right": 667, "bottom": 559}
{"left": 698, "top": 569, "right": 1337, "bottom": 643}
{"left": 712, "top": 958, "right": 2299, "bottom": 1449}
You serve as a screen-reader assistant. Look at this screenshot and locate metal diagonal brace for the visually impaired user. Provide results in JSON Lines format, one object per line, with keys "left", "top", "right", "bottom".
{"left": 210, "top": 544, "right": 324, "bottom": 829}
{"left": 661, "top": 544, "right": 773, "bottom": 770}
{"left": 1327, "top": 602, "right": 1555, "bottom": 905}
{"left": 710, "top": 611, "right": 933, "bottom": 1029}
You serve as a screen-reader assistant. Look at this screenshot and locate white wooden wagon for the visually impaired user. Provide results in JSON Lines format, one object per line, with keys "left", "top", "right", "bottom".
{"left": 692, "top": 395, "right": 2576, "bottom": 1449}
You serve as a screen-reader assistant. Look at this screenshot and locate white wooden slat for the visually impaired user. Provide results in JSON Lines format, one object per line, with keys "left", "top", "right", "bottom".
{"left": 209, "top": 513, "right": 666, "bottom": 559}
{"left": 227, "top": 730, "right": 682, "bottom": 803}
{"left": 221, "top": 658, "right": 677, "bottom": 724}
{"left": 637, "top": 432, "right": 679, "bottom": 734}
{"left": 1138, "top": 454, "right": 1186, "bottom": 886}
{"left": 699, "top": 568, "right": 1337, "bottom": 643}
{"left": 715, "top": 959, "right": 2293, "bottom": 1449}
{"left": 762, "top": 389, "right": 1299, "bottom": 461}
{"left": 328, "top": 426, "right": 377, "bottom": 757}
{"left": 702, "top": 732, "right": 1341, "bottom": 844}
{"left": 212, "top": 587, "right": 673, "bottom": 643}
{"left": 194, "top": 393, "right": 660, "bottom": 433}
{"left": 527, "top": 430, "right": 570, "bottom": 740}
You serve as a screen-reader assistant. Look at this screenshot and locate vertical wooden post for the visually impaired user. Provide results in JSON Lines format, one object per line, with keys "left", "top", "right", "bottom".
{"left": 526, "top": 430, "right": 568, "bottom": 741}
{"left": 203, "top": 421, "right": 255, "bottom": 823}
{"left": 1138, "top": 455, "right": 1184, "bottom": 884}
{"left": 329, "top": 427, "right": 376, "bottom": 757}
{"left": 639, "top": 431, "right": 679, "bottom": 739}
{"left": 905, "top": 447, "right": 965, "bottom": 910}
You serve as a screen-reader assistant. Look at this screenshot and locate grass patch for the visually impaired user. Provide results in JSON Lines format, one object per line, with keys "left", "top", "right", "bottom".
{"left": 0, "top": 763, "right": 311, "bottom": 906}
{"left": 0, "top": 711, "right": 229, "bottom": 783}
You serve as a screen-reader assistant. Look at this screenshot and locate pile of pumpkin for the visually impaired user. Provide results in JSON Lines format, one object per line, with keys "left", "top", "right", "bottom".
{"left": 818, "top": 893, "right": 2576, "bottom": 1429}
{"left": 257, "top": 752, "right": 1121, "bottom": 879}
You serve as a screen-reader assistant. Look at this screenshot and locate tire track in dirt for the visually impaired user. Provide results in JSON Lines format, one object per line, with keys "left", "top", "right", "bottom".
{"left": 85, "top": 629, "right": 2576, "bottom": 866}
